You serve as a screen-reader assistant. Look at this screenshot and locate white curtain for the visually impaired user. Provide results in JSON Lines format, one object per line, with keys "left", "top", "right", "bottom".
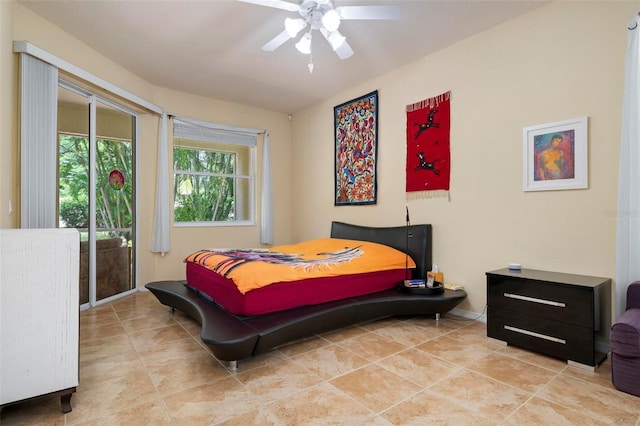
{"left": 616, "top": 13, "right": 640, "bottom": 319}
{"left": 19, "top": 54, "right": 58, "bottom": 228}
{"left": 150, "top": 113, "right": 170, "bottom": 254}
{"left": 260, "top": 133, "right": 274, "bottom": 245}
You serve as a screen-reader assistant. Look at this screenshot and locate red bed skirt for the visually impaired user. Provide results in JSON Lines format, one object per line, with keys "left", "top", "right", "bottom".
{"left": 186, "top": 262, "right": 407, "bottom": 316}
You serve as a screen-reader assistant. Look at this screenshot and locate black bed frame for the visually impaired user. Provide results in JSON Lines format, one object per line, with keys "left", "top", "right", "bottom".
{"left": 146, "top": 221, "right": 467, "bottom": 370}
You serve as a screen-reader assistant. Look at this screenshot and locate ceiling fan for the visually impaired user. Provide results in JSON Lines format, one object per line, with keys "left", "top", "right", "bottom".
{"left": 239, "top": 0, "right": 401, "bottom": 72}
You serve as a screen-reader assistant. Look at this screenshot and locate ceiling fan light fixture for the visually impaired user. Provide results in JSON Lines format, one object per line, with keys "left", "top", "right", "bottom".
{"left": 284, "top": 17, "right": 306, "bottom": 38}
{"left": 295, "top": 32, "right": 312, "bottom": 54}
{"left": 321, "top": 9, "right": 341, "bottom": 32}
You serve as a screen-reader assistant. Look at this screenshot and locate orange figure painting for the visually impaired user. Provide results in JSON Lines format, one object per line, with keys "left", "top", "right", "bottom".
{"left": 534, "top": 130, "right": 575, "bottom": 181}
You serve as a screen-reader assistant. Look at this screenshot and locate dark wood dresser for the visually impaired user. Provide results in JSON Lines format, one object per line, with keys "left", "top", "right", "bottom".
{"left": 486, "top": 268, "right": 611, "bottom": 369}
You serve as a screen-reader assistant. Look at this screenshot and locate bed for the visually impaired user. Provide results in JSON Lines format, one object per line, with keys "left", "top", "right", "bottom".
{"left": 146, "top": 221, "right": 467, "bottom": 370}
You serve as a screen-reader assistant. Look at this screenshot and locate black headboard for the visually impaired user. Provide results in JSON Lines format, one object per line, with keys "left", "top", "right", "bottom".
{"left": 330, "top": 221, "right": 432, "bottom": 280}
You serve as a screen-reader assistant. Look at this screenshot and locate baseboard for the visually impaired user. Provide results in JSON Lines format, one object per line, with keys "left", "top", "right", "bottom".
{"left": 449, "top": 306, "right": 486, "bottom": 323}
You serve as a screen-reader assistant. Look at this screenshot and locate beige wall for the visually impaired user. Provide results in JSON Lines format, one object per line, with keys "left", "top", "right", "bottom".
{"left": 3, "top": 2, "right": 293, "bottom": 287}
{"left": 291, "top": 1, "right": 638, "bottom": 315}
{"left": 0, "top": 1, "right": 16, "bottom": 229}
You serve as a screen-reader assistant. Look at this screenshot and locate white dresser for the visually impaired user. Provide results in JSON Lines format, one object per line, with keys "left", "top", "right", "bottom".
{"left": 0, "top": 228, "right": 79, "bottom": 413}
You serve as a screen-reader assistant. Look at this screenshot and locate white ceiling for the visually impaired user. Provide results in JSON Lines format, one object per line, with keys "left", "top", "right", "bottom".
{"left": 19, "top": 0, "right": 547, "bottom": 113}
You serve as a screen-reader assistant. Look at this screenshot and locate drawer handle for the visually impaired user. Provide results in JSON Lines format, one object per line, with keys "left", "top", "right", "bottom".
{"left": 504, "top": 325, "right": 566, "bottom": 344}
{"left": 504, "top": 292, "right": 566, "bottom": 307}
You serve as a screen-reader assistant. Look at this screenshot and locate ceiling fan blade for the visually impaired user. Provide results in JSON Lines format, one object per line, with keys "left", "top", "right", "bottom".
{"left": 320, "top": 28, "right": 353, "bottom": 59}
{"left": 262, "top": 29, "right": 292, "bottom": 51}
{"left": 337, "top": 6, "right": 401, "bottom": 20}
{"left": 237, "top": 0, "right": 300, "bottom": 12}
{"left": 334, "top": 39, "right": 354, "bottom": 59}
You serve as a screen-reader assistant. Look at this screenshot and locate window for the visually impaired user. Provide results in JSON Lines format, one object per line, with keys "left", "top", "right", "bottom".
{"left": 172, "top": 119, "right": 256, "bottom": 225}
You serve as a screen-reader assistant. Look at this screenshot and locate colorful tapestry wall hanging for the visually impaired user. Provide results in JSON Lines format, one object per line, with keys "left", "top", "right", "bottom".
{"left": 405, "top": 91, "right": 451, "bottom": 198}
{"left": 334, "top": 90, "right": 378, "bottom": 206}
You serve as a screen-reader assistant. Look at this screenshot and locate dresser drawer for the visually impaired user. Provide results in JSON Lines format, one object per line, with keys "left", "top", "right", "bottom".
{"left": 487, "top": 276, "right": 594, "bottom": 328}
{"left": 488, "top": 308, "right": 596, "bottom": 365}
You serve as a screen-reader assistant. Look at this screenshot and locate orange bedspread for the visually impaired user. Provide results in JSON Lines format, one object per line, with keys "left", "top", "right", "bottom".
{"left": 185, "top": 238, "right": 415, "bottom": 294}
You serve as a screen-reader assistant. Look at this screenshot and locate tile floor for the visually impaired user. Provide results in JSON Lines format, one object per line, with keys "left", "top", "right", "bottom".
{"left": 2, "top": 290, "right": 640, "bottom": 425}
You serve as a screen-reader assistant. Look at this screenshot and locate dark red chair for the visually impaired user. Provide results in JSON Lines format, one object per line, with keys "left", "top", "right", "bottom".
{"left": 610, "top": 281, "right": 640, "bottom": 397}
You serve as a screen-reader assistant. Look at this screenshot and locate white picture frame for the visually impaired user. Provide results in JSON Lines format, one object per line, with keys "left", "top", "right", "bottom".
{"left": 523, "top": 116, "right": 588, "bottom": 192}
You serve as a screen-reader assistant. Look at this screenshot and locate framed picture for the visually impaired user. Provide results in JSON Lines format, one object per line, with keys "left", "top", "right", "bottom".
{"left": 523, "top": 116, "right": 588, "bottom": 192}
{"left": 334, "top": 90, "right": 378, "bottom": 205}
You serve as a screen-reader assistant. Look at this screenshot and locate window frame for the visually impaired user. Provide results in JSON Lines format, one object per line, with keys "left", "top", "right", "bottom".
{"left": 172, "top": 129, "right": 256, "bottom": 228}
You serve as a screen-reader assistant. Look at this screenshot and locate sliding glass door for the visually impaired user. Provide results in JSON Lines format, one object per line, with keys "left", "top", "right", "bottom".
{"left": 58, "top": 82, "right": 137, "bottom": 307}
